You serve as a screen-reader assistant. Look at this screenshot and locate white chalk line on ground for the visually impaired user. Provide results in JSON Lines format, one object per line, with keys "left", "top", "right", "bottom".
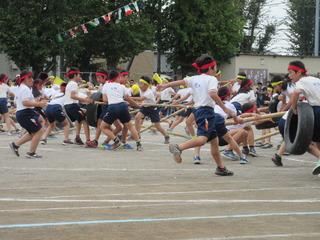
{"left": 184, "top": 232, "right": 320, "bottom": 240}
{"left": 0, "top": 198, "right": 319, "bottom": 203}
{"left": 0, "top": 211, "right": 319, "bottom": 229}
{"left": 13, "top": 186, "right": 320, "bottom": 199}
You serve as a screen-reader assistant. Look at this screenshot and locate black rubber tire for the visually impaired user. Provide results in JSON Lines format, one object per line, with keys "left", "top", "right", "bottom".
{"left": 86, "top": 104, "right": 102, "bottom": 128}
{"left": 255, "top": 121, "right": 278, "bottom": 130}
{"left": 284, "top": 102, "right": 314, "bottom": 155}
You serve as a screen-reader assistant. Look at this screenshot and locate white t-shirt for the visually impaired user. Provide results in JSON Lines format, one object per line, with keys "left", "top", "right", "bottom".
{"left": 177, "top": 88, "right": 193, "bottom": 102}
{"left": 160, "top": 87, "right": 175, "bottom": 101}
{"left": 0, "top": 83, "right": 10, "bottom": 98}
{"left": 140, "top": 88, "right": 156, "bottom": 105}
{"left": 295, "top": 76, "right": 320, "bottom": 106}
{"left": 125, "top": 87, "right": 132, "bottom": 97}
{"left": 16, "top": 84, "right": 34, "bottom": 111}
{"left": 102, "top": 82, "right": 126, "bottom": 105}
{"left": 214, "top": 101, "right": 237, "bottom": 120}
{"left": 64, "top": 81, "right": 79, "bottom": 105}
{"left": 232, "top": 82, "right": 241, "bottom": 93}
{"left": 184, "top": 74, "right": 218, "bottom": 108}
{"left": 49, "top": 92, "right": 65, "bottom": 106}
{"left": 10, "top": 86, "right": 19, "bottom": 96}
{"left": 151, "top": 86, "right": 158, "bottom": 97}
{"left": 231, "top": 91, "right": 256, "bottom": 106}
{"left": 43, "top": 87, "right": 57, "bottom": 98}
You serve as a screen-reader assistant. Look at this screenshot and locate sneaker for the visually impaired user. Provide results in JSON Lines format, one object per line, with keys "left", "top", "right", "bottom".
{"left": 242, "top": 147, "right": 249, "bottom": 155}
{"left": 169, "top": 144, "right": 182, "bottom": 164}
{"left": 164, "top": 135, "right": 170, "bottom": 144}
{"left": 86, "top": 140, "right": 98, "bottom": 148}
{"left": 249, "top": 148, "right": 258, "bottom": 157}
{"left": 215, "top": 167, "right": 234, "bottom": 176}
{"left": 255, "top": 142, "right": 264, "bottom": 147}
{"left": 25, "top": 152, "right": 42, "bottom": 159}
{"left": 74, "top": 136, "right": 84, "bottom": 145}
{"left": 240, "top": 156, "right": 249, "bottom": 165}
{"left": 7, "top": 131, "right": 13, "bottom": 136}
{"left": 62, "top": 139, "right": 74, "bottom": 145}
{"left": 222, "top": 150, "right": 238, "bottom": 161}
{"left": 136, "top": 143, "right": 143, "bottom": 151}
{"left": 9, "top": 142, "right": 19, "bottom": 157}
{"left": 111, "top": 141, "right": 122, "bottom": 150}
{"left": 261, "top": 143, "right": 273, "bottom": 149}
{"left": 41, "top": 139, "right": 47, "bottom": 145}
{"left": 193, "top": 156, "right": 201, "bottom": 165}
{"left": 123, "top": 143, "right": 134, "bottom": 150}
{"left": 271, "top": 153, "right": 283, "bottom": 167}
{"left": 312, "top": 160, "right": 320, "bottom": 175}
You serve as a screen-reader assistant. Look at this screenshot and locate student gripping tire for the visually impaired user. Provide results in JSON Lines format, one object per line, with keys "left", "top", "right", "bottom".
{"left": 284, "top": 102, "right": 314, "bottom": 155}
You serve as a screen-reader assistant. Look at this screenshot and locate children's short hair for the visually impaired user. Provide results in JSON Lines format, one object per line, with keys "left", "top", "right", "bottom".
{"left": 66, "top": 67, "right": 80, "bottom": 79}
{"left": 194, "top": 54, "right": 216, "bottom": 73}
{"left": 140, "top": 76, "right": 152, "bottom": 85}
{"left": 0, "top": 74, "right": 8, "bottom": 82}
{"left": 37, "top": 72, "right": 49, "bottom": 81}
{"left": 218, "top": 87, "right": 230, "bottom": 100}
{"left": 239, "top": 78, "right": 253, "bottom": 93}
{"left": 288, "top": 61, "right": 307, "bottom": 74}
{"left": 108, "top": 70, "right": 119, "bottom": 81}
{"left": 242, "top": 102, "right": 256, "bottom": 113}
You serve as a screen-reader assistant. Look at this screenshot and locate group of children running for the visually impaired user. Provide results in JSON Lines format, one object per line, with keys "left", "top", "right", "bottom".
{"left": 2, "top": 54, "right": 320, "bottom": 176}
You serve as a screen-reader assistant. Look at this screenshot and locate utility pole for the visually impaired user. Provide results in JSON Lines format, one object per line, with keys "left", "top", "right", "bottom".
{"left": 315, "top": 0, "right": 320, "bottom": 56}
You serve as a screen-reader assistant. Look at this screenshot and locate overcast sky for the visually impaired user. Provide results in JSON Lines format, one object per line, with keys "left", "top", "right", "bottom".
{"left": 265, "top": 0, "right": 290, "bottom": 54}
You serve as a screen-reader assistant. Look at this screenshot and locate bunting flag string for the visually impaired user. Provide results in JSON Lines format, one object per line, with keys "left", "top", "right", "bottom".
{"left": 56, "top": 0, "right": 145, "bottom": 43}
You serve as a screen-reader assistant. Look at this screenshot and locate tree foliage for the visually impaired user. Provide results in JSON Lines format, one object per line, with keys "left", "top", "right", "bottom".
{"left": 287, "top": 0, "right": 315, "bottom": 56}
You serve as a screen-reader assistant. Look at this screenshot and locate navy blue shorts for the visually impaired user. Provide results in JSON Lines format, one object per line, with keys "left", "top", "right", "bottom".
{"left": 16, "top": 109, "right": 42, "bottom": 134}
{"left": 278, "top": 118, "right": 286, "bottom": 138}
{"left": 140, "top": 107, "right": 160, "bottom": 123}
{"left": 64, "top": 103, "right": 86, "bottom": 122}
{"left": 194, "top": 107, "right": 217, "bottom": 141}
{"left": 231, "top": 102, "right": 242, "bottom": 115}
{"left": 313, "top": 106, "right": 320, "bottom": 142}
{"left": 215, "top": 114, "right": 229, "bottom": 146}
{"left": 45, "top": 104, "right": 66, "bottom": 123}
{"left": 99, "top": 105, "right": 109, "bottom": 120}
{"left": 0, "top": 98, "right": 8, "bottom": 114}
{"left": 103, "top": 102, "right": 131, "bottom": 125}
{"left": 178, "top": 108, "right": 193, "bottom": 118}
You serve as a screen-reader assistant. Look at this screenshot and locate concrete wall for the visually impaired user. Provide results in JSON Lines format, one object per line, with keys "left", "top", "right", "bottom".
{"left": 221, "top": 54, "right": 320, "bottom": 82}
{"left": 0, "top": 53, "right": 20, "bottom": 79}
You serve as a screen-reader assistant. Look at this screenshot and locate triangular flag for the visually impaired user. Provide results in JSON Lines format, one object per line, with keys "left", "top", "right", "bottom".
{"left": 56, "top": 34, "right": 63, "bottom": 43}
{"left": 118, "top": 7, "right": 123, "bottom": 21}
{"left": 124, "top": 5, "right": 134, "bottom": 16}
{"left": 68, "top": 29, "right": 76, "bottom": 38}
{"left": 132, "top": 1, "right": 140, "bottom": 12}
{"left": 102, "top": 13, "right": 111, "bottom": 24}
{"left": 81, "top": 24, "right": 88, "bottom": 33}
{"left": 88, "top": 18, "right": 100, "bottom": 27}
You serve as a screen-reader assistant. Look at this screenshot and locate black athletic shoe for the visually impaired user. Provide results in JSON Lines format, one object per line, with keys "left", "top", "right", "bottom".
{"left": 9, "top": 142, "right": 19, "bottom": 157}
{"left": 25, "top": 152, "right": 42, "bottom": 159}
{"left": 242, "top": 147, "right": 249, "bottom": 155}
{"left": 271, "top": 153, "right": 283, "bottom": 167}
{"left": 215, "top": 167, "right": 234, "bottom": 176}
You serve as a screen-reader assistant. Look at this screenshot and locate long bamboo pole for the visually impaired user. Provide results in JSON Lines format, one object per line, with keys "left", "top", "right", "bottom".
{"left": 254, "top": 131, "right": 280, "bottom": 142}
{"left": 225, "top": 112, "right": 285, "bottom": 126}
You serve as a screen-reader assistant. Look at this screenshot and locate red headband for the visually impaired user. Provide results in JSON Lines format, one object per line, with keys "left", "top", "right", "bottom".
{"left": 192, "top": 61, "right": 217, "bottom": 74}
{"left": 96, "top": 72, "right": 108, "bottom": 78}
{"left": 0, "top": 74, "right": 8, "bottom": 82}
{"left": 288, "top": 65, "right": 307, "bottom": 74}
{"left": 120, "top": 72, "right": 129, "bottom": 76}
{"left": 242, "top": 79, "right": 254, "bottom": 90}
{"left": 19, "top": 72, "right": 33, "bottom": 83}
{"left": 219, "top": 89, "right": 231, "bottom": 101}
{"left": 66, "top": 70, "right": 80, "bottom": 78}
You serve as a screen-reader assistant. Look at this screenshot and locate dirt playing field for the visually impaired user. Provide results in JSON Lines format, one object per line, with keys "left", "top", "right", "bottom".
{"left": 0, "top": 126, "right": 319, "bottom": 240}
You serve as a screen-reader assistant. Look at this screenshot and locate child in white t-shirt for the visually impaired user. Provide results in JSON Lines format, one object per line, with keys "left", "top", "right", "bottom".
{"left": 0, "top": 74, "right": 15, "bottom": 134}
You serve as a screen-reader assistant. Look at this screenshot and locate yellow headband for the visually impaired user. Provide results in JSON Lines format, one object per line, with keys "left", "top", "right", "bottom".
{"left": 139, "top": 79, "right": 150, "bottom": 86}
{"left": 237, "top": 75, "right": 246, "bottom": 80}
{"left": 271, "top": 81, "right": 284, "bottom": 87}
{"left": 267, "top": 87, "right": 273, "bottom": 92}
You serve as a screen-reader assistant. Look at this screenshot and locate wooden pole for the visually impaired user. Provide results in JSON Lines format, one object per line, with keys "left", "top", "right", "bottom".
{"left": 167, "top": 131, "right": 191, "bottom": 139}
{"left": 254, "top": 131, "right": 280, "bottom": 142}
{"left": 143, "top": 103, "right": 189, "bottom": 109}
{"left": 225, "top": 112, "right": 285, "bottom": 126}
{"left": 140, "top": 108, "right": 186, "bottom": 134}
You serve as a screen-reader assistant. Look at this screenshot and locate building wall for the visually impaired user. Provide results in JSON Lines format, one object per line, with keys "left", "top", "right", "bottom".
{"left": 0, "top": 53, "right": 19, "bottom": 79}
{"left": 221, "top": 54, "right": 320, "bottom": 83}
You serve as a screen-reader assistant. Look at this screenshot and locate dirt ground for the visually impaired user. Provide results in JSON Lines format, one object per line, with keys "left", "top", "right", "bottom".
{"left": 0, "top": 125, "right": 319, "bottom": 240}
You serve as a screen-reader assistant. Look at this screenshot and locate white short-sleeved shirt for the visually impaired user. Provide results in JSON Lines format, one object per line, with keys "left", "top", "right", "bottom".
{"left": 0, "top": 83, "right": 10, "bottom": 98}
{"left": 231, "top": 91, "right": 256, "bottom": 106}
{"left": 140, "top": 88, "right": 156, "bottom": 105}
{"left": 125, "top": 87, "right": 132, "bottom": 97}
{"left": 184, "top": 74, "right": 218, "bottom": 108}
{"left": 232, "top": 82, "right": 241, "bottom": 93}
{"left": 16, "top": 84, "right": 34, "bottom": 111}
{"left": 43, "top": 87, "right": 57, "bottom": 98}
{"left": 160, "top": 87, "right": 175, "bottom": 101}
{"left": 214, "top": 101, "right": 237, "bottom": 119}
{"left": 151, "top": 86, "right": 158, "bottom": 97}
{"left": 102, "top": 82, "right": 126, "bottom": 105}
{"left": 10, "top": 86, "right": 19, "bottom": 96}
{"left": 295, "top": 76, "right": 320, "bottom": 106}
{"left": 49, "top": 92, "right": 65, "bottom": 106}
{"left": 64, "top": 81, "right": 79, "bottom": 105}
{"left": 177, "top": 88, "right": 193, "bottom": 102}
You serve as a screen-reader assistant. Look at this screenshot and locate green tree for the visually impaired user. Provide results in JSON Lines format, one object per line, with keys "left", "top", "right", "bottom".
{"left": 287, "top": 0, "right": 315, "bottom": 56}
{"left": 166, "top": 0, "right": 244, "bottom": 75}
